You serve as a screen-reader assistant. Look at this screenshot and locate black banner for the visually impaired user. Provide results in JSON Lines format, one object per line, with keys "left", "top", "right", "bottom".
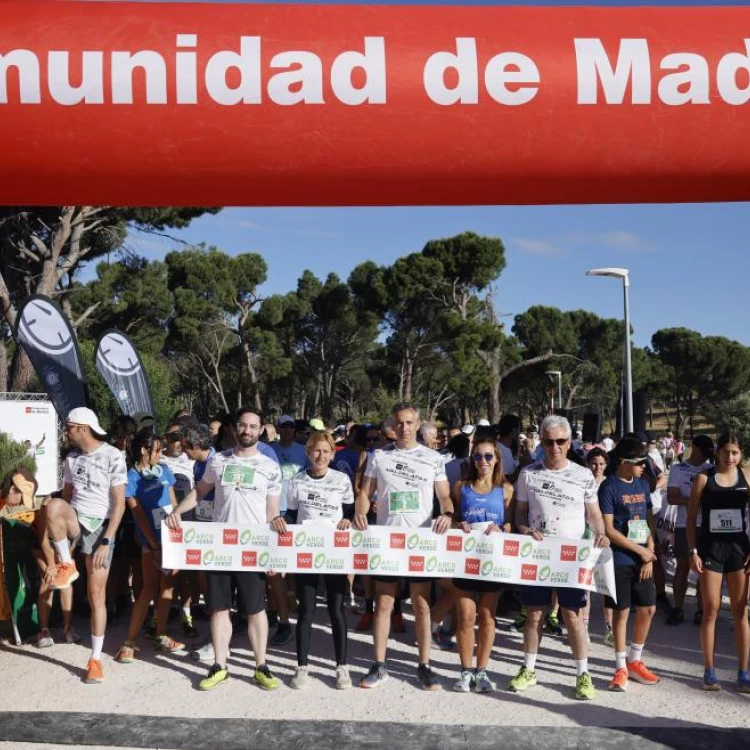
{"left": 14, "top": 295, "right": 87, "bottom": 420}
{"left": 94, "top": 329, "right": 153, "bottom": 418}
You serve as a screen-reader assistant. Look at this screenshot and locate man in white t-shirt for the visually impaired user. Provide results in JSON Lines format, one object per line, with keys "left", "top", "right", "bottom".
{"left": 510, "top": 414, "right": 609, "bottom": 701}
{"left": 167, "top": 407, "right": 283, "bottom": 692}
{"left": 354, "top": 402, "right": 454, "bottom": 691}
{"left": 45, "top": 407, "right": 127, "bottom": 685}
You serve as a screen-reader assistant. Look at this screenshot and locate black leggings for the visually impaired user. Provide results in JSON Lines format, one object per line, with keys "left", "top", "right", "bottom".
{"left": 295, "top": 573, "right": 348, "bottom": 666}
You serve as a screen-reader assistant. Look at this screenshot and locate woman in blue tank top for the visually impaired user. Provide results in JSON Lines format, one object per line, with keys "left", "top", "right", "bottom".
{"left": 687, "top": 432, "right": 750, "bottom": 692}
{"left": 451, "top": 437, "right": 513, "bottom": 694}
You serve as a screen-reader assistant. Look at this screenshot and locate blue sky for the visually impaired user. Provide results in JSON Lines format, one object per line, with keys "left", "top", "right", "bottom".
{"left": 117, "top": 0, "right": 750, "bottom": 349}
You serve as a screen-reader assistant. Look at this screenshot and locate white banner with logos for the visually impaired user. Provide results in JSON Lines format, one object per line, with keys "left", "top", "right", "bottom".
{"left": 162, "top": 522, "right": 616, "bottom": 599}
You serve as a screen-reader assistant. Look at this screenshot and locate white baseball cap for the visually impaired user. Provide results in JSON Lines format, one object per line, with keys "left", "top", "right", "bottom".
{"left": 67, "top": 406, "right": 107, "bottom": 437}
{"left": 461, "top": 424, "right": 476, "bottom": 435}
{"left": 477, "top": 419, "right": 491, "bottom": 427}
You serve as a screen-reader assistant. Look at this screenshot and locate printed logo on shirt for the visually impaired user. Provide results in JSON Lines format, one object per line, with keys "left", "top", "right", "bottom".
{"left": 334, "top": 531, "right": 350, "bottom": 548}
{"left": 390, "top": 533, "right": 406, "bottom": 549}
{"left": 578, "top": 568, "right": 594, "bottom": 586}
{"left": 353, "top": 553, "right": 369, "bottom": 570}
{"left": 560, "top": 545, "right": 577, "bottom": 562}
{"left": 185, "top": 549, "right": 201, "bottom": 565}
{"left": 521, "top": 564, "right": 538, "bottom": 581}
{"left": 409, "top": 555, "right": 424, "bottom": 572}
{"left": 297, "top": 552, "right": 313, "bottom": 569}
{"left": 242, "top": 551, "right": 257, "bottom": 567}
{"left": 446, "top": 535, "right": 463, "bottom": 552}
{"left": 503, "top": 540, "right": 519, "bottom": 557}
{"left": 223, "top": 529, "right": 238, "bottom": 545}
{"left": 277, "top": 531, "right": 293, "bottom": 547}
{"left": 168, "top": 528, "right": 183, "bottom": 544}
{"left": 465, "top": 558, "right": 480, "bottom": 575}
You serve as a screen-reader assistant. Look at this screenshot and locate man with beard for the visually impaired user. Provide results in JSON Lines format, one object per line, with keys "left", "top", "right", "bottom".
{"left": 167, "top": 407, "right": 283, "bottom": 691}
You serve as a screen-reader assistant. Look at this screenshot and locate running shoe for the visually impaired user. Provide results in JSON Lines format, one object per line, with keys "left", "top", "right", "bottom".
{"left": 417, "top": 664, "right": 441, "bottom": 691}
{"left": 115, "top": 642, "right": 137, "bottom": 664}
{"left": 51, "top": 562, "right": 79, "bottom": 591}
{"left": 453, "top": 669, "right": 474, "bottom": 693}
{"left": 155, "top": 635, "right": 185, "bottom": 653}
{"left": 628, "top": 661, "right": 660, "bottom": 685}
{"left": 693, "top": 610, "right": 703, "bottom": 626}
{"left": 575, "top": 672, "right": 596, "bottom": 701}
{"left": 84, "top": 658, "right": 105, "bottom": 684}
{"left": 360, "top": 662, "right": 389, "bottom": 689}
{"left": 290, "top": 666, "right": 310, "bottom": 690}
{"left": 666, "top": 607, "right": 684, "bottom": 626}
{"left": 191, "top": 641, "right": 215, "bottom": 662}
{"left": 335, "top": 665, "right": 353, "bottom": 690}
{"left": 355, "top": 612, "right": 374, "bottom": 632}
{"left": 254, "top": 664, "right": 281, "bottom": 691}
{"left": 508, "top": 666, "right": 537, "bottom": 693}
{"left": 270, "top": 621, "right": 294, "bottom": 647}
{"left": 199, "top": 663, "right": 229, "bottom": 691}
{"left": 545, "top": 611, "right": 563, "bottom": 636}
{"left": 608, "top": 668, "right": 628, "bottom": 692}
{"left": 64, "top": 625, "right": 82, "bottom": 644}
{"left": 738, "top": 670, "right": 750, "bottom": 694}
{"left": 510, "top": 609, "right": 528, "bottom": 632}
{"left": 604, "top": 624, "right": 615, "bottom": 648}
{"left": 391, "top": 611, "right": 407, "bottom": 633}
{"left": 703, "top": 667, "right": 721, "bottom": 691}
{"left": 35, "top": 628, "right": 54, "bottom": 648}
{"left": 474, "top": 669, "right": 496, "bottom": 694}
{"left": 431, "top": 628, "right": 454, "bottom": 651}
{"left": 182, "top": 615, "right": 200, "bottom": 639}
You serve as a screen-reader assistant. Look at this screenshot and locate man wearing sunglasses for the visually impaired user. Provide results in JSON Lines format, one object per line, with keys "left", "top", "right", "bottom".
{"left": 511, "top": 415, "right": 609, "bottom": 701}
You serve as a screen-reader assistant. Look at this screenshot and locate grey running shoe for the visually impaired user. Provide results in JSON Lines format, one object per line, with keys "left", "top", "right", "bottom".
{"left": 474, "top": 669, "right": 496, "bottom": 694}
{"left": 417, "top": 664, "right": 441, "bottom": 691}
{"left": 360, "top": 662, "right": 389, "bottom": 689}
{"left": 35, "top": 629, "right": 54, "bottom": 648}
{"left": 453, "top": 669, "right": 473, "bottom": 693}
{"left": 335, "top": 665, "right": 353, "bottom": 690}
{"left": 290, "top": 666, "right": 310, "bottom": 690}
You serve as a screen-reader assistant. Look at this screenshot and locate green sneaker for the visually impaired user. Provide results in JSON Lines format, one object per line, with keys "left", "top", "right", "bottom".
{"left": 254, "top": 664, "right": 281, "bottom": 691}
{"left": 508, "top": 666, "right": 537, "bottom": 693}
{"left": 199, "top": 663, "right": 229, "bottom": 691}
{"left": 575, "top": 672, "right": 596, "bottom": 700}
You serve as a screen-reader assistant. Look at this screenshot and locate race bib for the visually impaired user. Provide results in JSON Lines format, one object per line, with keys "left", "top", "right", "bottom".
{"left": 388, "top": 490, "right": 420, "bottom": 514}
{"left": 221, "top": 463, "right": 256, "bottom": 489}
{"left": 627, "top": 519, "right": 650, "bottom": 544}
{"left": 77, "top": 514, "right": 104, "bottom": 533}
{"left": 151, "top": 506, "right": 171, "bottom": 528}
{"left": 710, "top": 508, "right": 742, "bottom": 533}
{"left": 195, "top": 499, "right": 214, "bottom": 521}
{"left": 537, "top": 515, "right": 559, "bottom": 537}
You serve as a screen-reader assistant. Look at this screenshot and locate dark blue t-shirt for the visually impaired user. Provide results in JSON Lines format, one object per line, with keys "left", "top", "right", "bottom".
{"left": 598, "top": 475, "right": 652, "bottom": 567}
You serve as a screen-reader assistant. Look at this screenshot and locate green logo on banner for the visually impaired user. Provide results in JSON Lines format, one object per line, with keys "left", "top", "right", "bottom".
{"left": 481, "top": 560, "right": 494, "bottom": 577}
{"left": 407, "top": 533, "right": 420, "bottom": 550}
{"left": 259, "top": 551, "right": 269, "bottom": 567}
{"left": 295, "top": 531, "right": 307, "bottom": 547}
{"left": 240, "top": 529, "right": 251, "bottom": 545}
{"left": 521, "top": 542, "right": 533, "bottom": 557}
{"left": 369, "top": 554, "right": 381, "bottom": 570}
{"left": 203, "top": 549, "right": 215, "bottom": 565}
{"left": 426, "top": 556, "right": 438, "bottom": 572}
{"left": 539, "top": 565, "right": 551, "bottom": 581}
{"left": 314, "top": 553, "right": 326, "bottom": 569}
{"left": 184, "top": 527, "right": 196, "bottom": 544}
{"left": 464, "top": 536, "right": 476, "bottom": 552}
{"left": 578, "top": 547, "right": 591, "bottom": 562}
{"left": 352, "top": 532, "right": 363, "bottom": 547}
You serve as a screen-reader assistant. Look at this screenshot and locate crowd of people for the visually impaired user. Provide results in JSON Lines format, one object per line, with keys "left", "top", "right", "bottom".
{"left": 1, "top": 402, "right": 748, "bottom": 699}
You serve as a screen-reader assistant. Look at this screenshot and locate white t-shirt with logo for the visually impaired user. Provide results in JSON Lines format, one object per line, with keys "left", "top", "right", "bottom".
{"left": 364, "top": 443, "right": 447, "bottom": 528}
{"left": 160, "top": 452, "right": 195, "bottom": 501}
{"left": 63, "top": 442, "right": 128, "bottom": 520}
{"left": 202, "top": 450, "right": 282, "bottom": 525}
{"left": 667, "top": 460, "right": 712, "bottom": 528}
{"left": 516, "top": 460, "right": 598, "bottom": 540}
{"left": 287, "top": 468, "right": 354, "bottom": 524}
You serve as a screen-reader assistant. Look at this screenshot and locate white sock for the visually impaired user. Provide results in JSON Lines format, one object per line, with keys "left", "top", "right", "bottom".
{"left": 615, "top": 651, "right": 627, "bottom": 670}
{"left": 431, "top": 622, "right": 440, "bottom": 634}
{"left": 52, "top": 538, "right": 72, "bottom": 565}
{"left": 91, "top": 634, "right": 104, "bottom": 660}
{"left": 628, "top": 643, "right": 644, "bottom": 663}
{"left": 182, "top": 606, "right": 191, "bottom": 618}
{"left": 524, "top": 652, "right": 537, "bottom": 671}
{"left": 575, "top": 658, "right": 588, "bottom": 676}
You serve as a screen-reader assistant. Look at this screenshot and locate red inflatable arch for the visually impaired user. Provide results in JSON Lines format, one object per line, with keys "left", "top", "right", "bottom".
{"left": 1, "top": 2, "right": 749, "bottom": 206}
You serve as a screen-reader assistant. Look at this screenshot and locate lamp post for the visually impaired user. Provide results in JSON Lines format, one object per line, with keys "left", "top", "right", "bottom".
{"left": 585, "top": 267, "right": 633, "bottom": 435}
{"left": 545, "top": 370, "right": 562, "bottom": 413}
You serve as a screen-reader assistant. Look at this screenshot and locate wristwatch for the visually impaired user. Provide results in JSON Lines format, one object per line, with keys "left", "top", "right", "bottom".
{"left": 443, "top": 511, "right": 455, "bottom": 519}
{"left": 690, "top": 548, "right": 698, "bottom": 555}
{"left": 100, "top": 537, "right": 112, "bottom": 547}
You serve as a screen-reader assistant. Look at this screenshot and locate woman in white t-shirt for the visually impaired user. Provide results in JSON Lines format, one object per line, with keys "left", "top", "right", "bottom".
{"left": 282, "top": 431, "right": 355, "bottom": 690}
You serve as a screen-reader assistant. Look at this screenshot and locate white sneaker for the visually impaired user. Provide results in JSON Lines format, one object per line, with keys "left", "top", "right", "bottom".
{"left": 452, "top": 669, "right": 473, "bottom": 693}
{"left": 291, "top": 666, "right": 310, "bottom": 690}
{"left": 35, "top": 629, "right": 54, "bottom": 648}
{"left": 191, "top": 641, "right": 231, "bottom": 662}
{"left": 335, "top": 665, "right": 352, "bottom": 690}
{"left": 474, "top": 669, "right": 496, "bottom": 694}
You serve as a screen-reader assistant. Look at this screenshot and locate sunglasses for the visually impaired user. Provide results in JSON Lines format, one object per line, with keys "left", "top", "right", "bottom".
{"left": 165, "top": 432, "right": 181, "bottom": 441}
{"left": 542, "top": 438, "right": 569, "bottom": 447}
{"left": 621, "top": 457, "right": 648, "bottom": 466}
{"left": 473, "top": 453, "right": 495, "bottom": 463}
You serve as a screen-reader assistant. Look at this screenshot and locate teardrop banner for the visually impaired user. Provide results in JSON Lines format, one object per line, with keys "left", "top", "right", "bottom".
{"left": 1, "top": 2, "right": 749, "bottom": 206}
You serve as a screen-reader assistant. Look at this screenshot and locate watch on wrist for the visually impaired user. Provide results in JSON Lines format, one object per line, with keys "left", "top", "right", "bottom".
{"left": 443, "top": 511, "right": 455, "bottom": 519}
{"left": 100, "top": 537, "right": 111, "bottom": 547}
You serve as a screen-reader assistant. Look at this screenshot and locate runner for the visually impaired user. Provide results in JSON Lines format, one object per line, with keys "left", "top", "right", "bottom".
{"left": 599, "top": 436, "right": 660, "bottom": 692}
{"left": 44, "top": 407, "right": 128, "bottom": 684}
{"left": 354, "top": 402, "right": 454, "bottom": 691}
{"left": 283, "top": 431, "right": 355, "bottom": 690}
{"left": 165, "top": 407, "right": 282, "bottom": 691}
{"left": 452, "top": 437, "right": 513, "bottom": 693}
{"left": 115, "top": 430, "right": 184, "bottom": 664}
{"left": 510, "top": 414, "right": 609, "bottom": 701}
{"left": 687, "top": 432, "right": 750, "bottom": 692}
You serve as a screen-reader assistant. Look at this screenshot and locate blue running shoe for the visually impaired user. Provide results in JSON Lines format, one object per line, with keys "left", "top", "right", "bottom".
{"left": 703, "top": 667, "right": 721, "bottom": 691}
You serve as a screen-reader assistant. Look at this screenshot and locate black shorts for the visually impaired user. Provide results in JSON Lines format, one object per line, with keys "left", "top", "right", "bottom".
{"left": 373, "top": 575, "right": 436, "bottom": 587}
{"left": 604, "top": 565, "right": 656, "bottom": 611}
{"left": 454, "top": 578, "right": 502, "bottom": 595}
{"left": 700, "top": 539, "right": 750, "bottom": 575}
{"left": 207, "top": 570, "right": 266, "bottom": 617}
{"left": 520, "top": 585, "right": 587, "bottom": 611}
{"left": 673, "top": 528, "right": 690, "bottom": 558}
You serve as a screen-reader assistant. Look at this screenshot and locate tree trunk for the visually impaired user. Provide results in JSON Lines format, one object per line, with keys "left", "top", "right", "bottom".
{"left": 10, "top": 347, "right": 35, "bottom": 393}
{"left": 0, "top": 337, "right": 7, "bottom": 392}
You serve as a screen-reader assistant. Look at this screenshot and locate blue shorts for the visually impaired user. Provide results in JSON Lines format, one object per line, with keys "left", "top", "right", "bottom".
{"left": 520, "top": 585, "right": 587, "bottom": 611}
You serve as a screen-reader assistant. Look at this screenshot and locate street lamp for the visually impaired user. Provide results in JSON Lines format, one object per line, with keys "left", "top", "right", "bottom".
{"left": 544, "top": 370, "right": 562, "bottom": 413}
{"left": 585, "top": 267, "right": 633, "bottom": 435}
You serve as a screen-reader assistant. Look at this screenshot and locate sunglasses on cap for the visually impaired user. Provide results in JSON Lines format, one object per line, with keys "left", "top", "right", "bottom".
{"left": 621, "top": 456, "right": 648, "bottom": 466}
{"left": 542, "top": 437, "right": 569, "bottom": 447}
{"left": 473, "top": 452, "right": 495, "bottom": 463}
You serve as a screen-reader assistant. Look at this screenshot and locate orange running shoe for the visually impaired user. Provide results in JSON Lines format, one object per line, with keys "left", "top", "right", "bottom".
{"left": 355, "top": 612, "right": 374, "bottom": 632}
{"left": 628, "top": 661, "right": 660, "bottom": 685}
{"left": 51, "top": 562, "right": 79, "bottom": 591}
{"left": 391, "top": 611, "right": 407, "bottom": 634}
{"left": 608, "top": 667, "right": 629, "bottom": 692}
{"left": 85, "top": 658, "right": 105, "bottom": 684}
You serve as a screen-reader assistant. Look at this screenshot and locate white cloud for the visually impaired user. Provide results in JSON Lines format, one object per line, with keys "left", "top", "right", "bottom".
{"left": 512, "top": 238, "right": 564, "bottom": 256}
